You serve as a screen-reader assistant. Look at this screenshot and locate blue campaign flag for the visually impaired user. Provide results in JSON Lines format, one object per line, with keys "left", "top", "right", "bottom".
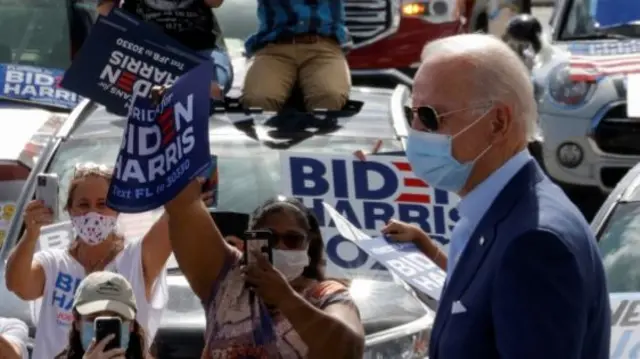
{"left": 593, "top": 0, "right": 640, "bottom": 28}
{"left": 107, "top": 62, "right": 213, "bottom": 213}
{"left": 323, "top": 202, "right": 446, "bottom": 300}
{"left": 61, "top": 15, "right": 205, "bottom": 116}
{"left": 0, "top": 64, "right": 81, "bottom": 109}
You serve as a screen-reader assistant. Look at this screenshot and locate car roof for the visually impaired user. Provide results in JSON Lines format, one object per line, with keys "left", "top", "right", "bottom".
{"left": 69, "top": 87, "right": 403, "bottom": 144}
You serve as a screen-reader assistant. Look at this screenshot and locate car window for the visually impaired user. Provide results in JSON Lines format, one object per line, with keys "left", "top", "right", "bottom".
{"left": 559, "top": 0, "right": 640, "bottom": 40}
{"left": 0, "top": 0, "right": 74, "bottom": 69}
{"left": 214, "top": 0, "right": 257, "bottom": 55}
{"left": 598, "top": 202, "right": 640, "bottom": 293}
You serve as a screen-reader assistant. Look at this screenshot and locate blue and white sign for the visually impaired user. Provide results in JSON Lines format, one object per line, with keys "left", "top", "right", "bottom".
{"left": 324, "top": 203, "right": 446, "bottom": 300}
{"left": 61, "top": 10, "right": 205, "bottom": 116}
{"left": 280, "top": 153, "right": 460, "bottom": 279}
{"left": 107, "top": 62, "right": 213, "bottom": 213}
{"left": 0, "top": 64, "right": 80, "bottom": 109}
{"left": 610, "top": 293, "right": 640, "bottom": 358}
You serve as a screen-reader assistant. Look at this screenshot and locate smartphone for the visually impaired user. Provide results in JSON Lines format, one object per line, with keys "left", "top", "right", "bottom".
{"left": 243, "top": 229, "right": 274, "bottom": 265}
{"left": 35, "top": 173, "right": 59, "bottom": 219}
{"left": 94, "top": 316, "right": 122, "bottom": 351}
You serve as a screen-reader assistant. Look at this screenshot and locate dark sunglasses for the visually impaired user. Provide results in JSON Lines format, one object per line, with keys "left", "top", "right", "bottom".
{"left": 411, "top": 102, "right": 494, "bottom": 132}
{"left": 270, "top": 229, "right": 308, "bottom": 249}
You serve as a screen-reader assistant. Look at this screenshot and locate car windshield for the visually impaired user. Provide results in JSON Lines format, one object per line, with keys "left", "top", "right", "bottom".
{"left": 44, "top": 113, "right": 402, "bottom": 273}
{"left": 0, "top": 0, "right": 74, "bottom": 70}
{"left": 598, "top": 202, "right": 640, "bottom": 293}
{"left": 214, "top": 0, "right": 257, "bottom": 55}
{"left": 559, "top": 0, "right": 640, "bottom": 40}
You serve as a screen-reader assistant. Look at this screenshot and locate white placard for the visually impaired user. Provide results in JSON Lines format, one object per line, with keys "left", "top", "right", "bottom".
{"left": 626, "top": 74, "right": 640, "bottom": 118}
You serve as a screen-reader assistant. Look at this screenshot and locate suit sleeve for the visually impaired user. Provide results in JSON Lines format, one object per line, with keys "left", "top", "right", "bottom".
{"left": 492, "top": 229, "right": 586, "bottom": 359}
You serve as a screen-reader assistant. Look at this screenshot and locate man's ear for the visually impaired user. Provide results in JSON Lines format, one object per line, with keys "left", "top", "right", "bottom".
{"left": 491, "top": 104, "right": 512, "bottom": 140}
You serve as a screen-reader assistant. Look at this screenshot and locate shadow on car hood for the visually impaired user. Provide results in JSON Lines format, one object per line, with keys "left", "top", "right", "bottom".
{"left": 160, "top": 272, "right": 429, "bottom": 334}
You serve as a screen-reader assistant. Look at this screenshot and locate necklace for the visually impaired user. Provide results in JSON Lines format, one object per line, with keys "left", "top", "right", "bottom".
{"left": 70, "top": 238, "right": 123, "bottom": 273}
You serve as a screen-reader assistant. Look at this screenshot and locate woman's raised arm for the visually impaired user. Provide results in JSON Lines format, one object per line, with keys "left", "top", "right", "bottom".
{"left": 164, "top": 178, "right": 233, "bottom": 302}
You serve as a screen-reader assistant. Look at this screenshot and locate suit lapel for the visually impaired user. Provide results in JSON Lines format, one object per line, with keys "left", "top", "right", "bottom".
{"left": 430, "top": 160, "right": 545, "bottom": 357}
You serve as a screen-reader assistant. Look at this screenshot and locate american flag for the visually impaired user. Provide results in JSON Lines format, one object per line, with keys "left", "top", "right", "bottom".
{"left": 568, "top": 41, "right": 640, "bottom": 82}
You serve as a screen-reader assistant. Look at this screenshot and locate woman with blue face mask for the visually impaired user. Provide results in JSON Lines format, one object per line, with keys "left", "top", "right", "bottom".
{"left": 54, "top": 271, "right": 148, "bottom": 359}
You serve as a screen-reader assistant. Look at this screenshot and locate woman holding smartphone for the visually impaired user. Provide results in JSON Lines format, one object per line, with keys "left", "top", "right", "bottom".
{"left": 5, "top": 163, "right": 213, "bottom": 359}
{"left": 165, "top": 181, "right": 364, "bottom": 358}
{"left": 55, "top": 271, "right": 149, "bottom": 359}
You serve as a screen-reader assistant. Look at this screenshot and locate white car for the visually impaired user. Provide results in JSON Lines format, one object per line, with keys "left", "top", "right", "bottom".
{"left": 510, "top": 0, "right": 640, "bottom": 193}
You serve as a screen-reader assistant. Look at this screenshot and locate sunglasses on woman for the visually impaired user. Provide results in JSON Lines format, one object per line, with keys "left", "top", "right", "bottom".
{"left": 410, "top": 102, "right": 494, "bottom": 132}
{"left": 269, "top": 229, "right": 308, "bottom": 250}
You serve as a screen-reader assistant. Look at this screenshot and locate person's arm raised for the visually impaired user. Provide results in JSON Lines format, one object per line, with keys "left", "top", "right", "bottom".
{"left": 164, "top": 178, "right": 233, "bottom": 302}
{"left": 141, "top": 191, "right": 215, "bottom": 299}
{"left": 5, "top": 200, "right": 51, "bottom": 300}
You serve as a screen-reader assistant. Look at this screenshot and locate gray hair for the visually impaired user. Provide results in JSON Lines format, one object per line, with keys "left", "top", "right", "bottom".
{"left": 420, "top": 33, "right": 538, "bottom": 141}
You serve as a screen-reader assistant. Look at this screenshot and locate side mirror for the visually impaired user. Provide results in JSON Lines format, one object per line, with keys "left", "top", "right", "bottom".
{"left": 504, "top": 14, "right": 543, "bottom": 54}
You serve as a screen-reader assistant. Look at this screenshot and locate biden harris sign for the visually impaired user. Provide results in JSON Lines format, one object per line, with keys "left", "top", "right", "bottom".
{"left": 61, "top": 9, "right": 205, "bottom": 116}
{"left": 106, "top": 62, "right": 212, "bottom": 213}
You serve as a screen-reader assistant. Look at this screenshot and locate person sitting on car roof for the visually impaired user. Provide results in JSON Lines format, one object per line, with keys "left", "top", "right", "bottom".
{"left": 97, "top": 0, "right": 233, "bottom": 99}
{"left": 241, "top": 0, "right": 353, "bottom": 112}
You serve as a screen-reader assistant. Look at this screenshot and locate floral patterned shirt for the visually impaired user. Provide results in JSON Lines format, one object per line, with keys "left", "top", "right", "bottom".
{"left": 201, "top": 250, "right": 357, "bottom": 358}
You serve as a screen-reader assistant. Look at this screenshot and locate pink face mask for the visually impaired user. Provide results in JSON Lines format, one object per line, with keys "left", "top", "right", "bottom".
{"left": 71, "top": 212, "right": 117, "bottom": 245}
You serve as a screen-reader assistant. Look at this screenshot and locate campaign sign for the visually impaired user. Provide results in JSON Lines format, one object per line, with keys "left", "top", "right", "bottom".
{"left": 280, "top": 152, "right": 460, "bottom": 279}
{"left": 61, "top": 15, "right": 205, "bottom": 116}
{"left": 107, "top": 62, "right": 212, "bottom": 212}
{"left": 0, "top": 64, "right": 80, "bottom": 109}
{"left": 323, "top": 203, "right": 446, "bottom": 300}
{"left": 610, "top": 293, "right": 640, "bottom": 358}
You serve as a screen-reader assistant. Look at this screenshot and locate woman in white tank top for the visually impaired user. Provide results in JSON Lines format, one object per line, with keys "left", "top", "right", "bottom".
{"left": 3, "top": 162, "right": 187, "bottom": 359}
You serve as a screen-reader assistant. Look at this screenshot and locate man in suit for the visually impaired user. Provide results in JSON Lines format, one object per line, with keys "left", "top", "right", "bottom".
{"left": 405, "top": 33, "right": 610, "bottom": 359}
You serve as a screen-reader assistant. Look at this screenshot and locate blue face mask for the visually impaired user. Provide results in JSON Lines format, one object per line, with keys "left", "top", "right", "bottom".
{"left": 80, "top": 320, "right": 131, "bottom": 351}
{"left": 405, "top": 112, "right": 493, "bottom": 193}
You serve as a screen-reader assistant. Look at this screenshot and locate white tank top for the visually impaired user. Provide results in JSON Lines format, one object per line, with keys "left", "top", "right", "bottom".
{"left": 30, "top": 237, "right": 168, "bottom": 359}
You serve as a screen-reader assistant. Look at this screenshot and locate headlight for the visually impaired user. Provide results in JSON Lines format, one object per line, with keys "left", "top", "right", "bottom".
{"left": 364, "top": 315, "right": 431, "bottom": 359}
{"left": 547, "top": 64, "right": 593, "bottom": 106}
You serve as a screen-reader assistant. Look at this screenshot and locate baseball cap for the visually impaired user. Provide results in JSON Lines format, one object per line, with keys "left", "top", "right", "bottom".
{"left": 73, "top": 271, "right": 137, "bottom": 321}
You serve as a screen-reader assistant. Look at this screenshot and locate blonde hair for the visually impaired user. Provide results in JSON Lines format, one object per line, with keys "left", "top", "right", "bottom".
{"left": 65, "top": 162, "right": 113, "bottom": 210}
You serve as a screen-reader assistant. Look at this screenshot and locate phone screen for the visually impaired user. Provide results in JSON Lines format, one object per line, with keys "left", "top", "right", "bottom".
{"left": 94, "top": 316, "right": 122, "bottom": 351}
{"left": 243, "top": 230, "right": 274, "bottom": 265}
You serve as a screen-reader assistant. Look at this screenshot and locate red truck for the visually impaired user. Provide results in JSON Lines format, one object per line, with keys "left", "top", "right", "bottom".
{"left": 346, "top": 0, "right": 466, "bottom": 86}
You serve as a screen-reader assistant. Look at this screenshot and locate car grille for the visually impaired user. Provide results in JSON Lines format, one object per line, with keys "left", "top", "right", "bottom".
{"left": 344, "top": 0, "right": 399, "bottom": 49}
{"left": 592, "top": 103, "right": 640, "bottom": 155}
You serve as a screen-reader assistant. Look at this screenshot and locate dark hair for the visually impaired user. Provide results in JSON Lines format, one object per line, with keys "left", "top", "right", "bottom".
{"left": 248, "top": 196, "right": 325, "bottom": 281}
{"left": 54, "top": 310, "right": 148, "bottom": 359}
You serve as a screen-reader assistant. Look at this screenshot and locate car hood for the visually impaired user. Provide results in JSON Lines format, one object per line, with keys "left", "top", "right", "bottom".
{"left": 610, "top": 292, "right": 640, "bottom": 357}
{"left": 161, "top": 272, "right": 430, "bottom": 335}
{"left": 0, "top": 104, "right": 68, "bottom": 167}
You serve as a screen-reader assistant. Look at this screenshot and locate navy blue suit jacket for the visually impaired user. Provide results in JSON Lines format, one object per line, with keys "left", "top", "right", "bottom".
{"left": 429, "top": 160, "right": 610, "bottom": 359}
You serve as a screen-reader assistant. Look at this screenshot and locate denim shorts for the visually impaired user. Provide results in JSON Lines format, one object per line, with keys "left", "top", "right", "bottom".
{"left": 197, "top": 48, "right": 234, "bottom": 96}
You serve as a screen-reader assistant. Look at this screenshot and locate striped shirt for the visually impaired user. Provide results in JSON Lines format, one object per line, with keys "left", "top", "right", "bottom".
{"left": 245, "top": 0, "right": 353, "bottom": 57}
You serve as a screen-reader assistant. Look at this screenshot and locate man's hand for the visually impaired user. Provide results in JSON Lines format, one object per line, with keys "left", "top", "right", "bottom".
{"left": 381, "top": 219, "right": 423, "bottom": 242}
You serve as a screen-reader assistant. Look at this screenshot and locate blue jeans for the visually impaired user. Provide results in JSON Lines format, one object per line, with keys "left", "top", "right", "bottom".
{"left": 198, "top": 48, "right": 234, "bottom": 97}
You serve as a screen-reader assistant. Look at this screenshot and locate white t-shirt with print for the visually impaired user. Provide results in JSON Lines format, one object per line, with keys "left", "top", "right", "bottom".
{"left": 30, "top": 238, "right": 168, "bottom": 359}
{"left": 0, "top": 317, "right": 29, "bottom": 359}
